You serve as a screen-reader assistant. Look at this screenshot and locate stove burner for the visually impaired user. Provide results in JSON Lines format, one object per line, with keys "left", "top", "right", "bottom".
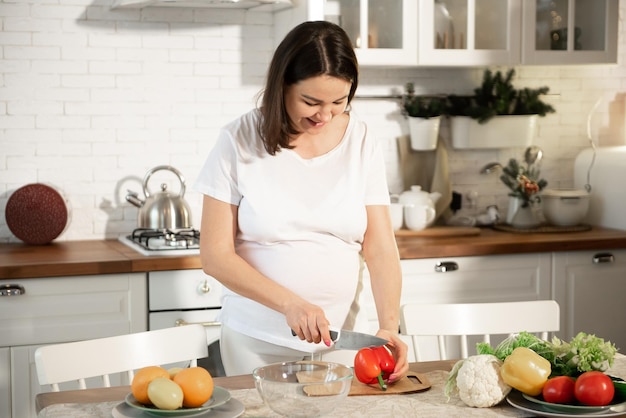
{"left": 128, "top": 228, "right": 200, "bottom": 251}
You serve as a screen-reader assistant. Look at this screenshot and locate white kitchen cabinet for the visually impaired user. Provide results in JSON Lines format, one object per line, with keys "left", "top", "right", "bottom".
{"left": 361, "top": 253, "right": 552, "bottom": 361}
{"left": 0, "top": 273, "right": 147, "bottom": 418}
{"left": 275, "top": 0, "right": 617, "bottom": 67}
{"left": 274, "top": 0, "right": 418, "bottom": 66}
{"left": 553, "top": 249, "right": 626, "bottom": 352}
{"left": 522, "top": 0, "right": 618, "bottom": 65}
{"left": 417, "top": 0, "right": 522, "bottom": 66}
{"left": 417, "top": 0, "right": 617, "bottom": 66}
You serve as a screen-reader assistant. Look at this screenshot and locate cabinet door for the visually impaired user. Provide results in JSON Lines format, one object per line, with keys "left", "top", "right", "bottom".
{"left": 1, "top": 273, "right": 147, "bottom": 418}
{"left": 11, "top": 345, "right": 39, "bottom": 418}
{"left": 326, "top": 0, "right": 418, "bottom": 66}
{"left": 417, "top": 0, "right": 522, "bottom": 66}
{"left": 522, "top": 0, "right": 618, "bottom": 64}
{"left": 275, "top": 0, "right": 418, "bottom": 66}
{"left": 553, "top": 249, "right": 626, "bottom": 349}
{"left": 0, "top": 273, "right": 147, "bottom": 347}
{"left": 1, "top": 348, "right": 10, "bottom": 418}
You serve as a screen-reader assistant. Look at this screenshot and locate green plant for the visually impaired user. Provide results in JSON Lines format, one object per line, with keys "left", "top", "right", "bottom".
{"left": 446, "top": 69, "right": 555, "bottom": 124}
{"left": 402, "top": 83, "right": 445, "bottom": 119}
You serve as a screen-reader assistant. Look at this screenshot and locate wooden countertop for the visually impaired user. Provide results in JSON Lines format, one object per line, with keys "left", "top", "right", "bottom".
{"left": 2, "top": 227, "right": 626, "bottom": 279}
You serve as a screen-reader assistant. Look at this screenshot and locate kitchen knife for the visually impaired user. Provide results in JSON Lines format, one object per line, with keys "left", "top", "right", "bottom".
{"left": 291, "top": 328, "right": 388, "bottom": 349}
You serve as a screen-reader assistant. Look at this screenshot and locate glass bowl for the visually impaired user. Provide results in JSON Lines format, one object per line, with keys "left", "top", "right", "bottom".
{"left": 252, "top": 360, "right": 353, "bottom": 417}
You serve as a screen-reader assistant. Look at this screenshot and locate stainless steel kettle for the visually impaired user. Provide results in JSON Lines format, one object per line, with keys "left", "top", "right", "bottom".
{"left": 126, "top": 165, "right": 192, "bottom": 230}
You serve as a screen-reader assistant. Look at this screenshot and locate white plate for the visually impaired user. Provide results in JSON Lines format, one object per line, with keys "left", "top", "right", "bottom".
{"left": 113, "top": 397, "right": 244, "bottom": 418}
{"left": 507, "top": 390, "right": 626, "bottom": 417}
{"left": 124, "top": 386, "right": 230, "bottom": 417}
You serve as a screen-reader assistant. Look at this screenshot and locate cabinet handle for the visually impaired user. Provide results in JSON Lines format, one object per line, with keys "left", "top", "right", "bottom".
{"left": 198, "top": 280, "right": 211, "bottom": 294}
{"left": 175, "top": 319, "right": 221, "bottom": 328}
{"left": 0, "top": 284, "right": 26, "bottom": 296}
{"left": 434, "top": 261, "right": 458, "bottom": 272}
{"left": 592, "top": 252, "right": 615, "bottom": 264}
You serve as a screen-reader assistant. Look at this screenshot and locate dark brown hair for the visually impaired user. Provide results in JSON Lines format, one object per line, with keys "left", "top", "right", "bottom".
{"left": 258, "top": 21, "right": 359, "bottom": 155}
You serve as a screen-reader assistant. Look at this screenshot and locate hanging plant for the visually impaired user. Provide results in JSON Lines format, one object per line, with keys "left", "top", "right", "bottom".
{"left": 445, "top": 69, "right": 555, "bottom": 124}
{"left": 402, "top": 83, "right": 445, "bottom": 119}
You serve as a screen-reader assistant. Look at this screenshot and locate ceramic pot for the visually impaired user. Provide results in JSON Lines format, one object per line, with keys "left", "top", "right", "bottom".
{"left": 508, "top": 196, "right": 541, "bottom": 229}
{"left": 542, "top": 189, "right": 590, "bottom": 226}
{"left": 450, "top": 115, "right": 538, "bottom": 149}
{"left": 408, "top": 116, "right": 440, "bottom": 151}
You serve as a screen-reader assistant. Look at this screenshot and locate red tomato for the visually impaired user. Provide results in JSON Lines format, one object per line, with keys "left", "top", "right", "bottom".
{"left": 543, "top": 376, "right": 576, "bottom": 404}
{"left": 574, "top": 371, "right": 615, "bottom": 406}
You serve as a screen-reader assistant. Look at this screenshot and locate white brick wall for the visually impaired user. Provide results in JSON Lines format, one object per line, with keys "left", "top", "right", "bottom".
{"left": 1, "top": 1, "right": 626, "bottom": 242}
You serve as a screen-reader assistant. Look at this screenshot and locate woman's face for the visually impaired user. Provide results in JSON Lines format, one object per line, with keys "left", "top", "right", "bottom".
{"left": 284, "top": 75, "right": 351, "bottom": 135}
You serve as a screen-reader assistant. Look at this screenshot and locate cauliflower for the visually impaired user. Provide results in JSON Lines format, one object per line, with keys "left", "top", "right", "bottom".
{"left": 444, "top": 354, "right": 512, "bottom": 408}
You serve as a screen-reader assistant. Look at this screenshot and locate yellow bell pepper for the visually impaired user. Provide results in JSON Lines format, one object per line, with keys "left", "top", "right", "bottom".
{"left": 500, "top": 347, "right": 551, "bottom": 396}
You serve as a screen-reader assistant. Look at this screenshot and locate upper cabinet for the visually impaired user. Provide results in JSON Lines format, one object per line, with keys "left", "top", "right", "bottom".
{"left": 275, "top": 0, "right": 418, "bottom": 66}
{"left": 417, "top": 0, "right": 522, "bottom": 66}
{"left": 274, "top": 0, "right": 618, "bottom": 67}
{"left": 522, "top": 0, "right": 618, "bottom": 65}
{"left": 328, "top": 0, "right": 418, "bottom": 66}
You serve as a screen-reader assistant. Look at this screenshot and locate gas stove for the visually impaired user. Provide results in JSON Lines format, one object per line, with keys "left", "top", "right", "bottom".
{"left": 119, "top": 228, "right": 200, "bottom": 256}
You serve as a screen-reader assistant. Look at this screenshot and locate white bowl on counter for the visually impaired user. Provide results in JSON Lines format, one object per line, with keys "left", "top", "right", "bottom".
{"left": 542, "top": 189, "right": 590, "bottom": 226}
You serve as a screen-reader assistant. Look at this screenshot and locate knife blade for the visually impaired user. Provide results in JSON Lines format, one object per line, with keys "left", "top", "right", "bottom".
{"left": 291, "top": 327, "right": 388, "bottom": 349}
{"left": 330, "top": 328, "right": 388, "bottom": 349}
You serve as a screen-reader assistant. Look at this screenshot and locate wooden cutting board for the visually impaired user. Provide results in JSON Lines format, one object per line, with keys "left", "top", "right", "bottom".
{"left": 348, "top": 371, "right": 431, "bottom": 396}
{"left": 301, "top": 371, "right": 431, "bottom": 397}
{"left": 395, "top": 226, "right": 481, "bottom": 238}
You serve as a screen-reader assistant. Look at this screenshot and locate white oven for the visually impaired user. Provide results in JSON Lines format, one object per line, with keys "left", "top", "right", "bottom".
{"left": 148, "top": 269, "right": 225, "bottom": 376}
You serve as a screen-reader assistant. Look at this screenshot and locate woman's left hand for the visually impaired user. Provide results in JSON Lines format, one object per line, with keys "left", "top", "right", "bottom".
{"left": 375, "top": 328, "right": 408, "bottom": 383}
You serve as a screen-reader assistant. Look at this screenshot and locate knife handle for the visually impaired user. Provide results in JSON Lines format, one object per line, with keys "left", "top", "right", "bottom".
{"left": 290, "top": 328, "right": 339, "bottom": 342}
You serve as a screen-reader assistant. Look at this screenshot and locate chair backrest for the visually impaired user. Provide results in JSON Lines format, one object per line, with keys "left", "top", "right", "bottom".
{"left": 400, "top": 300, "right": 560, "bottom": 361}
{"left": 35, "top": 324, "right": 209, "bottom": 392}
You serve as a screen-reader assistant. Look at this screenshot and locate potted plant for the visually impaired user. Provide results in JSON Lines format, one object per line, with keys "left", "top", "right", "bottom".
{"left": 402, "top": 82, "right": 445, "bottom": 151}
{"left": 446, "top": 69, "right": 555, "bottom": 149}
{"left": 499, "top": 157, "right": 548, "bottom": 228}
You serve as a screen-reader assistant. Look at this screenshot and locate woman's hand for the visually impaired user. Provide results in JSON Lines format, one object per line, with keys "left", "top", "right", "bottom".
{"left": 375, "top": 328, "right": 408, "bottom": 383}
{"left": 286, "top": 300, "right": 332, "bottom": 347}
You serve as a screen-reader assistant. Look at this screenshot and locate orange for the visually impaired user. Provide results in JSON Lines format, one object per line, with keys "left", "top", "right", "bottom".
{"left": 173, "top": 367, "right": 214, "bottom": 408}
{"left": 131, "top": 366, "right": 170, "bottom": 405}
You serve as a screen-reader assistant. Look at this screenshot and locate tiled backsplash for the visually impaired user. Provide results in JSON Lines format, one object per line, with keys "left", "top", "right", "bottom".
{"left": 1, "top": 1, "right": 626, "bottom": 242}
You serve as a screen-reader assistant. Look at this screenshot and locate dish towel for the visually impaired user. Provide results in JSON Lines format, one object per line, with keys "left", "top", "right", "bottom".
{"left": 397, "top": 135, "right": 453, "bottom": 224}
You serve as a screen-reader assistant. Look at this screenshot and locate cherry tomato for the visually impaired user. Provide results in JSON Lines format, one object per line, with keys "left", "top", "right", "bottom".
{"left": 542, "top": 376, "right": 576, "bottom": 404}
{"left": 574, "top": 371, "right": 615, "bottom": 406}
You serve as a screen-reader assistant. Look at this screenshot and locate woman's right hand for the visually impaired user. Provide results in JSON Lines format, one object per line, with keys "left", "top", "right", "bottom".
{"left": 286, "top": 300, "right": 332, "bottom": 347}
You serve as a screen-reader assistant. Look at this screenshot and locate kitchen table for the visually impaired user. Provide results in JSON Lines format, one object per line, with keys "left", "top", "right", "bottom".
{"left": 35, "top": 357, "right": 626, "bottom": 417}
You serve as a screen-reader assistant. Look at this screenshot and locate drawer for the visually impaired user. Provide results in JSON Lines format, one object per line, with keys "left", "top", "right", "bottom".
{"left": 149, "top": 310, "right": 221, "bottom": 345}
{"left": 149, "top": 270, "right": 222, "bottom": 310}
{"left": 0, "top": 273, "right": 147, "bottom": 347}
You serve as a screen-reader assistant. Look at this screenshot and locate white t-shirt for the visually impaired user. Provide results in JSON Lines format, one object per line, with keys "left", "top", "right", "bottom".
{"left": 194, "top": 109, "right": 390, "bottom": 352}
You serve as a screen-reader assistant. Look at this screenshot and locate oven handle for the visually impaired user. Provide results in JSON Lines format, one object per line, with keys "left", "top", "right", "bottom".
{"left": 175, "top": 319, "right": 221, "bottom": 328}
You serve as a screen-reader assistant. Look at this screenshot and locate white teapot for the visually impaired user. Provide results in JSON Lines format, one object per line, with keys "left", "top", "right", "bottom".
{"left": 398, "top": 186, "right": 442, "bottom": 231}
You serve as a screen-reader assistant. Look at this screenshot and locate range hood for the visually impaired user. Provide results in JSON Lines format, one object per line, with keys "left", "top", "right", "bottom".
{"left": 111, "top": 0, "right": 292, "bottom": 11}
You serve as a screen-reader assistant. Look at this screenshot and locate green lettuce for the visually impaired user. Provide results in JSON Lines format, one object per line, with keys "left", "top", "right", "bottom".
{"left": 550, "top": 332, "right": 618, "bottom": 377}
{"left": 477, "top": 331, "right": 617, "bottom": 377}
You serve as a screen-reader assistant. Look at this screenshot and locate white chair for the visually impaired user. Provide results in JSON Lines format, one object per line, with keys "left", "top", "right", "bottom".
{"left": 35, "top": 324, "right": 209, "bottom": 392}
{"left": 400, "top": 300, "right": 560, "bottom": 361}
